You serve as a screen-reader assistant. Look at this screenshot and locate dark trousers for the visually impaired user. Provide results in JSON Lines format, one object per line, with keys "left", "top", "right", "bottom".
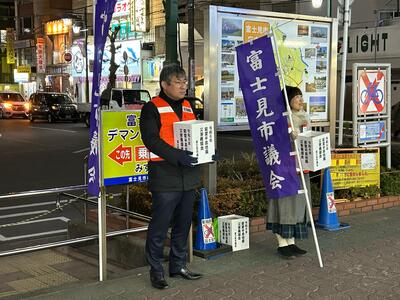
{"left": 145, "top": 190, "right": 196, "bottom": 275}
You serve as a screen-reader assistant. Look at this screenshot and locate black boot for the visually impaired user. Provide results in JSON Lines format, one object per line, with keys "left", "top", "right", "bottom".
{"left": 277, "top": 246, "right": 295, "bottom": 259}
{"left": 288, "top": 244, "right": 307, "bottom": 256}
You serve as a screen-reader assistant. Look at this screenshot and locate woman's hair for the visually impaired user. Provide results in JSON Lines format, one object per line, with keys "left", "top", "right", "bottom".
{"left": 282, "top": 85, "right": 302, "bottom": 108}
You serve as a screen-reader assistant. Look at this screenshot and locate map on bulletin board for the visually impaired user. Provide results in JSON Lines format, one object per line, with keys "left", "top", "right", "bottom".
{"left": 217, "top": 14, "right": 331, "bottom": 126}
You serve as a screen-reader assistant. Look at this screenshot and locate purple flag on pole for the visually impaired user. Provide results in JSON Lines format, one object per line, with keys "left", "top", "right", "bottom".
{"left": 87, "top": 0, "right": 117, "bottom": 196}
{"left": 236, "top": 36, "right": 300, "bottom": 199}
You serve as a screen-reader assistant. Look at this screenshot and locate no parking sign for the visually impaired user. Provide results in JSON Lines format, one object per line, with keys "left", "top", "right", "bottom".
{"left": 357, "top": 69, "right": 387, "bottom": 115}
{"left": 352, "top": 63, "right": 391, "bottom": 168}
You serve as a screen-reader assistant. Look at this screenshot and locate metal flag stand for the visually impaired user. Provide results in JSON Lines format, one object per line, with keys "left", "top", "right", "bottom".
{"left": 270, "top": 26, "right": 324, "bottom": 268}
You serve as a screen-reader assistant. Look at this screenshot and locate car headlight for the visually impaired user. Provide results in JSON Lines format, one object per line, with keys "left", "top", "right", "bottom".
{"left": 3, "top": 103, "right": 12, "bottom": 109}
{"left": 51, "top": 105, "right": 60, "bottom": 110}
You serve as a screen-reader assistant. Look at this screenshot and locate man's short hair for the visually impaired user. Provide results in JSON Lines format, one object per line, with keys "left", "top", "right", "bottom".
{"left": 159, "top": 64, "right": 186, "bottom": 89}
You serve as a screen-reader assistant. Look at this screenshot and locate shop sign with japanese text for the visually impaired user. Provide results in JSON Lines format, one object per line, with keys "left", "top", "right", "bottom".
{"left": 236, "top": 35, "right": 299, "bottom": 199}
{"left": 330, "top": 151, "right": 380, "bottom": 189}
{"left": 17, "top": 65, "right": 31, "bottom": 73}
{"left": 101, "top": 110, "right": 148, "bottom": 186}
{"left": 6, "top": 28, "right": 15, "bottom": 64}
{"left": 36, "top": 38, "right": 46, "bottom": 73}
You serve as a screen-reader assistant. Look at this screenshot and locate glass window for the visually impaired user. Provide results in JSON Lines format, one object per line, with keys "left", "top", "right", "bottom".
{"left": 0, "top": 93, "right": 25, "bottom": 102}
{"left": 112, "top": 90, "right": 123, "bottom": 107}
{"left": 45, "top": 94, "right": 72, "bottom": 104}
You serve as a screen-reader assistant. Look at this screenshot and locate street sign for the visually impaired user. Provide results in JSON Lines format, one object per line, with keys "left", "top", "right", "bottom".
{"left": 352, "top": 63, "right": 391, "bottom": 168}
{"left": 108, "top": 144, "right": 132, "bottom": 165}
{"left": 64, "top": 52, "right": 72, "bottom": 62}
{"left": 358, "top": 121, "right": 387, "bottom": 143}
{"left": 100, "top": 110, "right": 148, "bottom": 186}
{"left": 358, "top": 69, "right": 386, "bottom": 115}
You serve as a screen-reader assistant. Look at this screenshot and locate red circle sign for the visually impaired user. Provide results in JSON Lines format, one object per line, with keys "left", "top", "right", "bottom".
{"left": 64, "top": 52, "right": 72, "bottom": 62}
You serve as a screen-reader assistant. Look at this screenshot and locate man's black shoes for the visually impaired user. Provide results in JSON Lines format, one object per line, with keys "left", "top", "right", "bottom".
{"left": 150, "top": 273, "right": 169, "bottom": 289}
{"left": 169, "top": 267, "right": 202, "bottom": 280}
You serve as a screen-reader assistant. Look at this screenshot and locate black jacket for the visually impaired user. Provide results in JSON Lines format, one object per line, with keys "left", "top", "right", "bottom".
{"left": 140, "top": 91, "right": 201, "bottom": 192}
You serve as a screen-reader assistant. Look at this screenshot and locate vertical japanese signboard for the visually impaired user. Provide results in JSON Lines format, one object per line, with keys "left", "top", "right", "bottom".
{"left": 204, "top": 6, "right": 337, "bottom": 131}
{"left": 6, "top": 28, "right": 15, "bottom": 64}
{"left": 101, "top": 111, "right": 148, "bottom": 186}
{"left": 131, "top": 0, "right": 146, "bottom": 32}
{"left": 36, "top": 38, "right": 46, "bottom": 73}
{"left": 88, "top": 0, "right": 117, "bottom": 197}
{"left": 236, "top": 35, "right": 299, "bottom": 199}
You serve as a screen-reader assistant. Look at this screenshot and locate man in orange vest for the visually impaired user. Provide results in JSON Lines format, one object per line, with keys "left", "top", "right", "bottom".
{"left": 140, "top": 64, "right": 202, "bottom": 289}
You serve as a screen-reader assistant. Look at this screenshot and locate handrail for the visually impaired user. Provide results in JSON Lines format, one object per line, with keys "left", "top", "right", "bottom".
{"left": 61, "top": 192, "right": 151, "bottom": 222}
{"left": 0, "top": 226, "right": 148, "bottom": 257}
{"left": 0, "top": 184, "right": 87, "bottom": 199}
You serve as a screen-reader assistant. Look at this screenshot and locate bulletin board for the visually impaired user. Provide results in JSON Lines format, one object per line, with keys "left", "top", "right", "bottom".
{"left": 204, "top": 5, "right": 338, "bottom": 133}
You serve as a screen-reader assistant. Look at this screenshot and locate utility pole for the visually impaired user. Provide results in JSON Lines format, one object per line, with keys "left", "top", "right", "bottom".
{"left": 338, "top": 0, "right": 351, "bottom": 145}
{"left": 84, "top": 6, "right": 89, "bottom": 103}
{"left": 327, "top": 0, "right": 332, "bottom": 17}
{"left": 187, "top": 0, "right": 195, "bottom": 97}
{"left": 164, "top": 0, "right": 178, "bottom": 65}
{"left": 14, "top": 0, "right": 19, "bottom": 67}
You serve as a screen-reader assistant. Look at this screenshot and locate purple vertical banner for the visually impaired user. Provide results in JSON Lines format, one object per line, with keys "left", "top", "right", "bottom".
{"left": 88, "top": 0, "right": 117, "bottom": 196}
{"left": 236, "top": 36, "right": 299, "bottom": 199}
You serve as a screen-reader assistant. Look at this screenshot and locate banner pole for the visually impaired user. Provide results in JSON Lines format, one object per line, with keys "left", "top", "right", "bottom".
{"left": 271, "top": 27, "right": 324, "bottom": 268}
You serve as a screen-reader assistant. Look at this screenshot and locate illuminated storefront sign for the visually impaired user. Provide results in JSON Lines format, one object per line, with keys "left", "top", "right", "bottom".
{"left": 14, "top": 69, "right": 29, "bottom": 83}
{"left": 112, "top": 0, "right": 146, "bottom": 33}
{"left": 6, "top": 28, "right": 15, "bottom": 64}
{"left": 131, "top": 0, "right": 146, "bottom": 32}
{"left": 114, "top": 0, "right": 130, "bottom": 17}
{"left": 46, "top": 19, "right": 72, "bottom": 35}
{"left": 36, "top": 37, "right": 46, "bottom": 73}
{"left": 17, "top": 65, "right": 31, "bottom": 73}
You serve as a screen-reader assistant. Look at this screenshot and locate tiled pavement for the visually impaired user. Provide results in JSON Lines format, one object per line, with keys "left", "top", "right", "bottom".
{"left": 14, "top": 206, "right": 400, "bottom": 299}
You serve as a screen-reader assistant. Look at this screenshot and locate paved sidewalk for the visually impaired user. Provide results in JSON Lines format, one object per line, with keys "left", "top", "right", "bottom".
{"left": 25, "top": 206, "right": 400, "bottom": 300}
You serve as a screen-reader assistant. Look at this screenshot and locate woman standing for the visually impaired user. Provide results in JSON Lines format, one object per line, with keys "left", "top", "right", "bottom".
{"left": 266, "top": 85, "right": 311, "bottom": 259}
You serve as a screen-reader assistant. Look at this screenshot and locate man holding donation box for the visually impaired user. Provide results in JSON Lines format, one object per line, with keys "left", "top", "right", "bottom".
{"left": 140, "top": 64, "right": 215, "bottom": 289}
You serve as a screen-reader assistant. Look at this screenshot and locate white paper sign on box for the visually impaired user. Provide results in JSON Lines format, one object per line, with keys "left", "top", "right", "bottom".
{"left": 218, "top": 215, "right": 249, "bottom": 252}
{"left": 173, "top": 120, "right": 215, "bottom": 164}
{"left": 297, "top": 131, "right": 331, "bottom": 172}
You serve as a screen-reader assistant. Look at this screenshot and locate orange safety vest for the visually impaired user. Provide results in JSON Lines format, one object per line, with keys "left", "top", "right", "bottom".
{"left": 149, "top": 96, "right": 196, "bottom": 161}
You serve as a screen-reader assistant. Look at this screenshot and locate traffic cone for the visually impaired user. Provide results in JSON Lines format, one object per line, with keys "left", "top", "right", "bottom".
{"left": 317, "top": 168, "right": 350, "bottom": 231}
{"left": 194, "top": 188, "right": 217, "bottom": 250}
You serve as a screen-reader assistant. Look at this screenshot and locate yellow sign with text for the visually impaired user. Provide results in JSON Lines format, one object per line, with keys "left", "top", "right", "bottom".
{"left": 243, "top": 21, "right": 270, "bottom": 43}
{"left": 101, "top": 110, "right": 148, "bottom": 186}
{"left": 17, "top": 65, "right": 31, "bottom": 73}
{"left": 330, "top": 149, "right": 380, "bottom": 190}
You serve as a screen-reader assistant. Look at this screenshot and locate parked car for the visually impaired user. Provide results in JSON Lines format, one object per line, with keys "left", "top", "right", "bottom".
{"left": 78, "top": 88, "right": 151, "bottom": 127}
{"left": 28, "top": 92, "right": 79, "bottom": 123}
{"left": 0, "top": 91, "right": 29, "bottom": 119}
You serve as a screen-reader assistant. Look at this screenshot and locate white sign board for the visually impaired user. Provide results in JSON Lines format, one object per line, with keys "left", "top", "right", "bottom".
{"left": 205, "top": 6, "right": 338, "bottom": 131}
